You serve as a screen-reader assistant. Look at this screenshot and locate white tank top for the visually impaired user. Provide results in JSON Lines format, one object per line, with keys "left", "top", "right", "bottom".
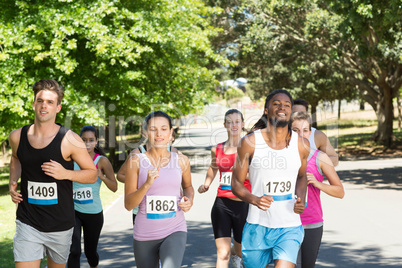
{"left": 247, "top": 129, "right": 302, "bottom": 228}
{"left": 308, "top": 127, "right": 317, "bottom": 150}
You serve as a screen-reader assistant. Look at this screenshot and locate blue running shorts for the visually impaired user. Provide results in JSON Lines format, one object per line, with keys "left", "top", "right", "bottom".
{"left": 241, "top": 223, "right": 304, "bottom": 267}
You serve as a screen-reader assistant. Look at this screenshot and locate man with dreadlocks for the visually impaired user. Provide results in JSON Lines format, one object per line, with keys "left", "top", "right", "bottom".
{"left": 232, "top": 89, "right": 309, "bottom": 268}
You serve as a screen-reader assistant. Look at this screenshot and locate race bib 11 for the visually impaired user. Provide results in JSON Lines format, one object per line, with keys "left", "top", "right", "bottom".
{"left": 220, "top": 172, "right": 232, "bottom": 190}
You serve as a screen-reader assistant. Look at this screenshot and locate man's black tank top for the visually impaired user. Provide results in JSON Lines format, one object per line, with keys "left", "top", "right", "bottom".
{"left": 17, "top": 124, "right": 75, "bottom": 232}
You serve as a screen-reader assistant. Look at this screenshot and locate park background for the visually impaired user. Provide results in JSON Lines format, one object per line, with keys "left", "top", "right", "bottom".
{"left": 0, "top": 0, "right": 402, "bottom": 267}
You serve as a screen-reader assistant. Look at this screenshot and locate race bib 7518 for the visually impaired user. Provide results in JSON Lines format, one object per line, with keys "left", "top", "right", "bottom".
{"left": 73, "top": 187, "right": 93, "bottom": 204}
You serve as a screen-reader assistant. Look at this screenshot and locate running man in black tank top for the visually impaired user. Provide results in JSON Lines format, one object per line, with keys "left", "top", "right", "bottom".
{"left": 8, "top": 80, "right": 97, "bottom": 268}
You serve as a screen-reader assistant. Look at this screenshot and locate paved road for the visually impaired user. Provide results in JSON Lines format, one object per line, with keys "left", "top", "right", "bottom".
{"left": 89, "top": 126, "right": 402, "bottom": 267}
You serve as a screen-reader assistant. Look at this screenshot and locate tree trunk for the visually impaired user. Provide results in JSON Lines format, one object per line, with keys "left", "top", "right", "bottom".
{"left": 373, "top": 92, "right": 394, "bottom": 147}
{"left": 311, "top": 103, "right": 317, "bottom": 129}
{"left": 360, "top": 100, "right": 365, "bottom": 110}
{"left": 398, "top": 90, "right": 401, "bottom": 132}
{"left": 337, "top": 99, "right": 341, "bottom": 120}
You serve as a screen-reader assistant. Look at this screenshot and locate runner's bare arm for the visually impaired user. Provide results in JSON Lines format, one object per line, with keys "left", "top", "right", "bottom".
{"left": 98, "top": 156, "right": 118, "bottom": 192}
{"left": 41, "top": 130, "right": 97, "bottom": 183}
{"left": 117, "top": 148, "right": 140, "bottom": 183}
{"left": 8, "top": 129, "right": 23, "bottom": 203}
{"left": 124, "top": 155, "right": 150, "bottom": 210}
{"left": 232, "top": 134, "right": 274, "bottom": 211}
{"left": 198, "top": 146, "right": 219, "bottom": 193}
{"left": 315, "top": 130, "right": 338, "bottom": 166}
{"left": 179, "top": 154, "right": 194, "bottom": 212}
{"left": 294, "top": 136, "right": 309, "bottom": 214}
{"left": 315, "top": 152, "right": 344, "bottom": 198}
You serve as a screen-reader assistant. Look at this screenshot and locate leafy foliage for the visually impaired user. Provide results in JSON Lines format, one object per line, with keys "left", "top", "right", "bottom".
{"left": 206, "top": 0, "right": 402, "bottom": 145}
{"left": 224, "top": 86, "right": 244, "bottom": 101}
{"left": 0, "top": 0, "right": 226, "bottom": 140}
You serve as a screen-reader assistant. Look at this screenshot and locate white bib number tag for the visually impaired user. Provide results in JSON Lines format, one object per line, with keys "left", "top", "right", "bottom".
{"left": 264, "top": 180, "right": 293, "bottom": 201}
{"left": 220, "top": 172, "right": 232, "bottom": 190}
{"left": 73, "top": 187, "right": 93, "bottom": 204}
{"left": 28, "top": 181, "right": 58, "bottom": 205}
{"left": 146, "top": 196, "right": 177, "bottom": 219}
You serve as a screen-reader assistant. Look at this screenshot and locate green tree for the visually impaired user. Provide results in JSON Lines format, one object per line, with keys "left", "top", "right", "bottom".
{"left": 0, "top": 0, "right": 225, "bottom": 141}
{"left": 218, "top": 0, "right": 401, "bottom": 146}
{"left": 237, "top": 1, "right": 356, "bottom": 125}
{"left": 203, "top": 0, "right": 249, "bottom": 82}
{"left": 317, "top": 0, "right": 402, "bottom": 146}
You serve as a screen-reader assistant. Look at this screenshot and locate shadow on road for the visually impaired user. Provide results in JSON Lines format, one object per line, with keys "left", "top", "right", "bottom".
{"left": 96, "top": 221, "right": 217, "bottom": 268}
{"left": 318, "top": 241, "right": 402, "bottom": 267}
{"left": 183, "top": 221, "right": 216, "bottom": 267}
{"left": 337, "top": 166, "right": 402, "bottom": 190}
{"left": 97, "top": 226, "right": 135, "bottom": 267}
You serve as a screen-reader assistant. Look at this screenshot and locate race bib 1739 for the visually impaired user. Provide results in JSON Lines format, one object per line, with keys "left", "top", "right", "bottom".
{"left": 263, "top": 180, "right": 293, "bottom": 201}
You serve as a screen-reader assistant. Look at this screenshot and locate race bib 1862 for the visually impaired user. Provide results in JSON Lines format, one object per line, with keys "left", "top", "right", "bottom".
{"left": 220, "top": 172, "right": 232, "bottom": 190}
{"left": 73, "top": 187, "right": 93, "bottom": 204}
{"left": 28, "top": 181, "right": 58, "bottom": 205}
{"left": 146, "top": 195, "right": 177, "bottom": 219}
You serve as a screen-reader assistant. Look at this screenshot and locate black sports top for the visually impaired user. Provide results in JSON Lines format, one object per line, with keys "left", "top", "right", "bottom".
{"left": 16, "top": 124, "right": 75, "bottom": 232}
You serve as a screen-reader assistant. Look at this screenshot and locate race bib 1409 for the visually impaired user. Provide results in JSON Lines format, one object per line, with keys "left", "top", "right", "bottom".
{"left": 28, "top": 181, "right": 58, "bottom": 205}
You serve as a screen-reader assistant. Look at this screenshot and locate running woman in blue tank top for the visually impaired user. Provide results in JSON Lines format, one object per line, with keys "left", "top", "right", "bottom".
{"left": 67, "top": 126, "right": 117, "bottom": 268}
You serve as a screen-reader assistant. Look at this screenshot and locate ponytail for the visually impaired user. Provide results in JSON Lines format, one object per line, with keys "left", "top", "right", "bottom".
{"left": 248, "top": 114, "right": 268, "bottom": 134}
{"left": 94, "top": 144, "right": 106, "bottom": 156}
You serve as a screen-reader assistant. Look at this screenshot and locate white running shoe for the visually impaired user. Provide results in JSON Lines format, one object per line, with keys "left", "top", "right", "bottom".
{"left": 230, "top": 254, "right": 244, "bottom": 268}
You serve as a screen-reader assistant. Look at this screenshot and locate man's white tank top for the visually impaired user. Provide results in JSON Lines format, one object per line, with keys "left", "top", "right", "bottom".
{"left": 308, "top": 127, "right": 317, "bottom": 150}
{"left": 248, "top": 129, "right": 302, "bottom": 228}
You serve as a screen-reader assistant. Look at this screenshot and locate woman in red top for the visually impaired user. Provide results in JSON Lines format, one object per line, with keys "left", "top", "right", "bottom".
{"left": 198, "top": 109, "right": 251, "bottom": 268}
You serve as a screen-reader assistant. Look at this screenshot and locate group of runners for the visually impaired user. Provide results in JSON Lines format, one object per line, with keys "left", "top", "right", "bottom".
{"left": 9, "top": 79, "right": 344, "bottom": 268}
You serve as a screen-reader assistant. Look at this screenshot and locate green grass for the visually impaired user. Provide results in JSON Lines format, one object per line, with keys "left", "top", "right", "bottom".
{"left": 318, "top": 119, "right": 402, "bottom": 158}
{"left": 0, "top": 178, "right": 16, "bottom": 267}
{"left": 100, "top": 180, "right": 125, "bottom": 208}
{"left": 319, "top": 119, "right": 378, "bottom": 130}
{"left": 319, "top": 119, "right": 402, "bottom": 144}
{"left": 0, "top": 175, "right": 124, "bottom": 267}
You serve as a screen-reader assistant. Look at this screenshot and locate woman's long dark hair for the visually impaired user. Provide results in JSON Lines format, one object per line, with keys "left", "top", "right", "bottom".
{"left": 144, "top": 111, "right": 172, "bottom": 130}
{"left": 139, "top": 111, "right": 175, "bottom": 149}
{"left": 80, "top": 125, "right": 106, "bottom": 156}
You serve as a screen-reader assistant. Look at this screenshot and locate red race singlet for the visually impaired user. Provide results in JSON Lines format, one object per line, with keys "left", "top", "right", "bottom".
{"left": 216, "top": 142, "right": 251, "bottom": 198}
